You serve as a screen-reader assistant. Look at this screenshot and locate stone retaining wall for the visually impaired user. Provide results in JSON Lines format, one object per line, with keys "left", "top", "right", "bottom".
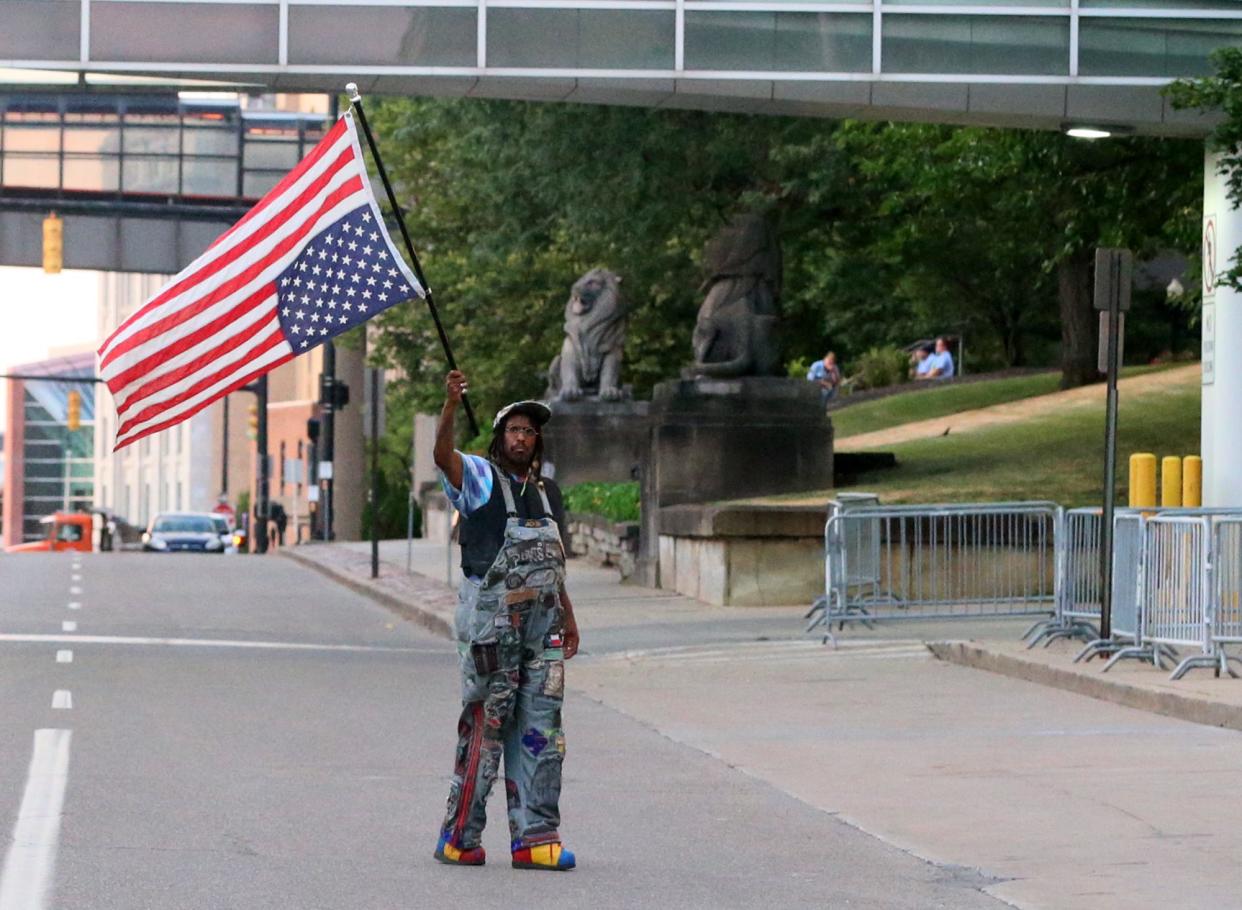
{"left": 566, "top": 512, "right": 639, "bottom": 578}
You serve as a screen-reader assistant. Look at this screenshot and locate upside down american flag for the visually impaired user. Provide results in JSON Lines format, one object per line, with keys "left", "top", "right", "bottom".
{"left": 96, "top": 110, "right": 423, "bottom": 451}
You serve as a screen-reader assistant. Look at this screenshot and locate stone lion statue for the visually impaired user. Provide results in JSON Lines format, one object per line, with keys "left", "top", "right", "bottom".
{"left": 689, "top": 214, "right": 782, "bottom": 378}
{"left": 546, "top": 268, "right": 627, "bottom": 401}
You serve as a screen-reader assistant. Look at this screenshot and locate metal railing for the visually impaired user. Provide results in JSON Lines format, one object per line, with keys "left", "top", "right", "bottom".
{"left": 807, "top": 501, "right": 1058, "bottom": 645}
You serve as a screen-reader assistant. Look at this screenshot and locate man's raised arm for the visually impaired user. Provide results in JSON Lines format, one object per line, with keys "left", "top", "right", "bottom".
{"left": 434, "top": 370, "right": 468, "bottom": 491}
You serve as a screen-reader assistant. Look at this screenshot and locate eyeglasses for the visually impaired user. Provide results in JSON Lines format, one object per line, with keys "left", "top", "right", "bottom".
{"left": 505, "top": 426, "right": 539, "bottom": 439}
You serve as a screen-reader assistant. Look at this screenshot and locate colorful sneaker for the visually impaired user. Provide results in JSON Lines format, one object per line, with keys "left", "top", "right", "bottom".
{"left": 511, "top": 842, "right": 576, "bottom": 871}
{"left": 434, "top": 835, "right": 486, "bottom": 866}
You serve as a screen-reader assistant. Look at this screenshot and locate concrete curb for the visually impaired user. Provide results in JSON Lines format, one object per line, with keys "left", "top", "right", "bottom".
{"left": 928, "top": 641, "right": 1242, "bottom": 733}
{"left": 281, "top": 548, "right": 454, "bottom": 640}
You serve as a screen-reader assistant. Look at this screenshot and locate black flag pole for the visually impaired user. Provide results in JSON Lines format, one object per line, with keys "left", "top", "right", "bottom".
{"left": 345, "top": 82, "right": 480, "bottom": 438}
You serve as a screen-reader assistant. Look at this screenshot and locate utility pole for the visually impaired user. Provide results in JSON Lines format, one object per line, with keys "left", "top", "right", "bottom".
{"left": 221, "top": 395, "right": 230, "bottom": 496}
{"left": 320, "top": 341, "right": 335, "bottom": 542}
{"left": 255, "top": 374, "right": 270, "bottom": 555}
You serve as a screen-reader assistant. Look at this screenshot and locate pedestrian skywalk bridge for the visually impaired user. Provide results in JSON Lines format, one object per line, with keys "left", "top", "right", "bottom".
{"left": 587, "top": 639, "right": 931, "bottom": 666}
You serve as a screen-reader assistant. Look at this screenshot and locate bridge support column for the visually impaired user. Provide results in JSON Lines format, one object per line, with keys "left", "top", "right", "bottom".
{"left": 1202, "top": 150, "right": 1242, "bottom": 506}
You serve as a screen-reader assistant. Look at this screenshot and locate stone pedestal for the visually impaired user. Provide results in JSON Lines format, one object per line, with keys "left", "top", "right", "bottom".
{"left": 540, "top": 399, "right": 650, "bottom": 487}
{"left": 637, "top": 377, "right": 833, "bottom": 586}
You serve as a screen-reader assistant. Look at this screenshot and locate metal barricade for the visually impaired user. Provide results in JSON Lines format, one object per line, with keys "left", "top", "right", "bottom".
{"left": 1210, "top": 519, "right": 1242, "bottom": 677}
{"left": 809, "top": 502, "right": 1058, "bottom": 643}
{"left": 1026, "top": 507, "right": 1102, "bottom": 647}
{"left": 1073, "top": 512, "right": 1145, "bottom": 661}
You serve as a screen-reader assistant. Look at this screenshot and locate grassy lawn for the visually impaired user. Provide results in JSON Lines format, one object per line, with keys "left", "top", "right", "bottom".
{"left": 832, "top": 365, "right": 1172, "bottom": 439}
{"left": 751, "top": 369, "right": 1200, "bottom": 508}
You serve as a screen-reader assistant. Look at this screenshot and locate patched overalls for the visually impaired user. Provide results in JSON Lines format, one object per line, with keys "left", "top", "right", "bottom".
{"left": 441, "top": 466, "right": 568, "bottom": 853}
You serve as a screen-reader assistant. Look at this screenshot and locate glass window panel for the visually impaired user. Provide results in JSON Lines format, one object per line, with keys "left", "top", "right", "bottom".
{"left": 1082, "top": 0, "right": 1242, "bottom": 7}
{"left": 68, "top": 462, "right": 94, "bottom": 479}
{"left": 183, "top": 124, "right": 239, "bottom": 157}
{"left": 1079, "top": 18, "right": 1242, "bottom": 77}
{"left": 64, "top": 126, "right": 120, "bottom": 154}
{"left": 888, "top": 0, "right": 1063, "bottom": 5}
{"left": 122, "top": 156, "right": 180, "bottom": 194}
{"left": 24, "top": 462, "right": 62, "bottom": 480}
{"left": 290, "top": 6, "right": 477, "bottom": 66}
{"left": 182, "top": 159, "right": 237, "bottom": 197}
{"left": 244, "top": 172, "right": 281, "bottom": 199}
{"left": 63, "top": 157, "right": 120, "bottom": 191}
{"left": 685, "top": 11, "right": 872, "bottom": 71}
{"left": 24, "top": 481, "right": 66, "bottom": 499}
{"left": 92, "top": 3, "right": 278, "bottom": 63}
{"left": 2, "top": 157, "right": 59, "bottom": 188}
{"left": 243, "top": 139, "right": 299, "bottom": 170}
{"left": 883, "top": 15, "right": 1069, "bottom": 74}
{"left": 0, "top": 1, "right": 80, "bottom": 60}
{"left": 489, "top": 9, "right": 676, "bottom": 69}
{"left": 123, "top": 127, "right": 180, "bottom": 155}
{"left": 5, "top": 127, "right": 61, "bottom": 153}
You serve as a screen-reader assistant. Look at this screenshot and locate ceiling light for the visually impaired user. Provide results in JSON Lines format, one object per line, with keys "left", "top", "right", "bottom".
{"left": 1066, "top": 126, "right": 1112, "bottom": 140}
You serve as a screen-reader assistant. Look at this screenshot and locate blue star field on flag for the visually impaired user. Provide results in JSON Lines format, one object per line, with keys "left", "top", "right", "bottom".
{"left": 275, "top": 206, "right": 418, "bottom": 351}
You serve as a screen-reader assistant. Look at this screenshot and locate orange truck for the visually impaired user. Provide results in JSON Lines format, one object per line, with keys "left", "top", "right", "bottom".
{"left": 5, "top": 512, "right": 94, "bottom": 553}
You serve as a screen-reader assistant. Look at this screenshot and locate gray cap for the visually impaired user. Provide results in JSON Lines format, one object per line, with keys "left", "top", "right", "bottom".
{"left": 492, "top": 400, "right": 552, "bottom": 430}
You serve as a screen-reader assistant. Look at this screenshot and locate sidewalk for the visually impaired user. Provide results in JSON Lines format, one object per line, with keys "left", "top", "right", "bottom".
{"left": 284, "top": 539, "right": 1242, "bottom": 910}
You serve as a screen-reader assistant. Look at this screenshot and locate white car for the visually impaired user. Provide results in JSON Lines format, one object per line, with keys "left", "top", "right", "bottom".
{"left": 142, "top": 512, "right": 229, "bottom": 554}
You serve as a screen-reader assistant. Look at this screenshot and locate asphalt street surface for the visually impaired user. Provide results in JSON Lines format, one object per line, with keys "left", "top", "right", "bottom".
{"left": 0, "top": 552, "right": 1010, "bottom": 909}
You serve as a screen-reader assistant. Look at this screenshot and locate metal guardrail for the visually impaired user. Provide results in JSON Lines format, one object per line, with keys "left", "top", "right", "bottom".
{"left": 806, "top": 501, "right": 1058, "bottom": 645}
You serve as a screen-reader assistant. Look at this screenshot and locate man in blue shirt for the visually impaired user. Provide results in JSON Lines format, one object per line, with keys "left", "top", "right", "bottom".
{"left": 927, "top": 336, "right": 955, "bottom": 380}
{"left": 806, "top": 351, "right": 841, "bottom": 405}
{"left": 432, "top": 369, "right": 579, "bottom": 872}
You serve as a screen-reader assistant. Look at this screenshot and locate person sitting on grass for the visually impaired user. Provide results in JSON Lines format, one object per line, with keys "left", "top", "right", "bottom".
{"left": 926, "top": 337, "right": 955, "bottom": 380}
{"left": 912, "top": 345, "right": 935, "bottom": 381}
{"left": 806, "top": 351, "right": 842, "bottom": 404}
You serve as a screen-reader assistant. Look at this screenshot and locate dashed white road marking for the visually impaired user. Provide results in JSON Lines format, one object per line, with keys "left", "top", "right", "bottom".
{"left": 61, "top": 622, "right": 76, "bottom": 633}
{"left": 0, "top": 634, "right": 438, "bottom": 655}
{"left": 68, "top": 587, "right": 81, "bottom": 596}
{"left": 0, "top": 729, "right": 72, "bottom": 910}
{"left": 70, "top": 575, "right": 81, "bottom": 582}
{"left": 51, "top": 691, "right": 72, "bottom": 710}
{"left": 54, "top": 651, "right": 72, "bottom": 664}
{"left": 66, "top": 603, "right": 80, "bottom": 611}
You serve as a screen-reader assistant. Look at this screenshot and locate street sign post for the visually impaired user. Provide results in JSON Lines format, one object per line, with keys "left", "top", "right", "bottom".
{"left": 1094, "top": 247, "right": 1133, "bottom": 645}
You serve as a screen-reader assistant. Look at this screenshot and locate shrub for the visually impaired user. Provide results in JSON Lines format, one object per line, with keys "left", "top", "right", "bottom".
{"left": 562, "top": 481, "right": 640, "bottom": 523}
{"left": 786, "top": 356, "right": 810, "bottom": 379}
{"left": 854, "top": 346, "right": 911, "bottom": 390}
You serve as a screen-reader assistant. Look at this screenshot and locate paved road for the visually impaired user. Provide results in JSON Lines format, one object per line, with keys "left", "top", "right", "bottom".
{"left": 0, "top": 552, "right": 1009, "bottom": 909}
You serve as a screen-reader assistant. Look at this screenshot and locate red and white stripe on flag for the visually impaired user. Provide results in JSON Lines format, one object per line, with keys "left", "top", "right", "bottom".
{"left": 96, "top": 111, "right": 418, "bottom": 452}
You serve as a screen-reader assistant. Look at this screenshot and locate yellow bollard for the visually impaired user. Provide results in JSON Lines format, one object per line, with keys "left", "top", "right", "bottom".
{"left": 1183, "top": 456, "right": 1203, "bottom": 507}
{"left": 1129, "top": 453, "right": 1157, "bottom": 508}
{"left": 1161, "top": 456, "right": 1183, "bottom": 507}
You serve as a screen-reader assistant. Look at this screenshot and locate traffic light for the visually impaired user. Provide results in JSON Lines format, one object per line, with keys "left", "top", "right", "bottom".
{"left": 247, "top": 403, "right": 258, "bottom": 440}
{"left": 42, "top": 213, "right": 63, "bottom": 274}
{"left": 66, "top": 389, "right": 81, "bottom": 432}
{"left": 318, "top": 376, "right": 350, "bottom": 409}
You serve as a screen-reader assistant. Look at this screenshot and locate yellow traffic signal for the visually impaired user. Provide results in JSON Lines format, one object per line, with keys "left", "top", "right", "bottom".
{"left": 247, "top": 403, "right": 258, "bottom": 440}
{"left": 43, "top": 213, "right": 63, "bottom": 274}
{"left": 66, "top": 389, "right": 81, "bottom": 432}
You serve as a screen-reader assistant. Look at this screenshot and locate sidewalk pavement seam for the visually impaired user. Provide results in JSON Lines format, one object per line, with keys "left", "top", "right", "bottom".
{"left": 281, "top": 547, "right": 454, "bottom": 640}
{"left": 929, "top": 641, "right": 1242, "bottom": 733}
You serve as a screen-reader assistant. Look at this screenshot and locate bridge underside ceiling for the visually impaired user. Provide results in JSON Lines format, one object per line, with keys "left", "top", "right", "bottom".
{"left": 1, "top": 0, "right": 1237, "bottom": 137}
{"left": 116, "top": 71, "right": 1225, "bottom": 137}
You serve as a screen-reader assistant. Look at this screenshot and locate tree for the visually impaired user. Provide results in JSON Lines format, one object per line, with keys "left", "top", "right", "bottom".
{"left": 363, "top": 98, "right": 1200, "bottom": 405}
{"left": 1168, "top": 47, "right": 1242, "bottom": 291}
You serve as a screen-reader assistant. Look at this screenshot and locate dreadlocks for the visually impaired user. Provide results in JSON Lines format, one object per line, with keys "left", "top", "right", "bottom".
{"left": 487, "top": 416, "right": 544, "bottom": 481}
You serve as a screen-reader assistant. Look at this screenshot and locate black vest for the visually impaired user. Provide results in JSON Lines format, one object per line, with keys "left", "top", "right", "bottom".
{"left": 460, "top": 471, "right": 562, "bottom": 579}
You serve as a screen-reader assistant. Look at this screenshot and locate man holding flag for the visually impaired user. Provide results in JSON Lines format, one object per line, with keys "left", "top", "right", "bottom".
{"left": 95, "top": 88, "right": 578, "bottom": 874}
